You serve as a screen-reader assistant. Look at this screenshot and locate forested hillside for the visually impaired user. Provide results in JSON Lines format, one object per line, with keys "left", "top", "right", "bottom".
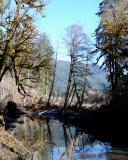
{"left": 53, "top": 60, "right": 107, "bottom": 94}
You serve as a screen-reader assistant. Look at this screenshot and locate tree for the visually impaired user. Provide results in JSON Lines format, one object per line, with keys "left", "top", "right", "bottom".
{"left": 46, "top": 44, "right": 57, "bottom": 107}
{"left": 0, "top": 0, "right": 50, "bottom": 97}
{"left": 94, "top": 0, "right": 128, "bottom": 92}
{"left": 36, "top": 33, "right": 54, "bottom": 97}
{"left": 63, "top": 24, "right": 91, "bottom": 109}
{"left": 0, "top": 0, "right": 4, "bottom": 14}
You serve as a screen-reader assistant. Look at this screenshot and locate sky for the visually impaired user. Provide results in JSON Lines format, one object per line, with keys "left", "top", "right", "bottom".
{"left": 35, "top": 0, "right": 101, "bottom": 60}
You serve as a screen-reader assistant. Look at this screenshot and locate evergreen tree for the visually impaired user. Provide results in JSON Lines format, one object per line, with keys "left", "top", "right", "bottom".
{"left": 94, "top": 0, "right": 128, "bottom": 92}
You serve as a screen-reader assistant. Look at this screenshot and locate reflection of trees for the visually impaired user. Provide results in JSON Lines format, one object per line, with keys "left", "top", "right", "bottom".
{"left": 46, "top": 119, "right": 54, "bottom": 160}
{"left": 60, "top": 131, "right": 89, "bottom": 160}
{"left": 13, "top": 117, "right": 50, "bottom": 160}
{"left": 1, "top": 117, "right": 92, "bottom": 160}
{"left": 46, "top": 120, "right": 90, "bottom": 160}
{"left": 44, "top": 119, "right": 90, "bottom": 160}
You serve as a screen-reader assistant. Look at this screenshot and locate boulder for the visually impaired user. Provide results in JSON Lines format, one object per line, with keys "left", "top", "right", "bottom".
{"left": 3, "top": 101, "right": 20, "bottom": 118}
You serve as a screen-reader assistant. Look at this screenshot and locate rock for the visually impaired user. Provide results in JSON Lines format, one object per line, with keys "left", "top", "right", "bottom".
{"left": 3, "top": 101, "right": 20, "bottom": 118}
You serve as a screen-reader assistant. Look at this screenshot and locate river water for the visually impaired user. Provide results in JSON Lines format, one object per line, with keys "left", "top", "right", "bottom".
{"left": 3, "top": 114, "right": 128, "bottom": 160}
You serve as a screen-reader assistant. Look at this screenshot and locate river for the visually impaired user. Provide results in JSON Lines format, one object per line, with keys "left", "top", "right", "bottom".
{"left": 1, "top": 113, "right": 128, "bottom": 160}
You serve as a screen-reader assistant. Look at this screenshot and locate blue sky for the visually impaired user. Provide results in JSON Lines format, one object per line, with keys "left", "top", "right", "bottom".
{"left": 35, "top": 0, "right": 101, "bottom": 60}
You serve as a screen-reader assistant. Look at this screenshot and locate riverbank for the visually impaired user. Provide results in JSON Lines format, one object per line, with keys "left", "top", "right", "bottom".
{"left": 24, "top": 102, "right": 128, "bottom": 147}
{"left": 1, "top": 100, "right": 128, "bottom": 148}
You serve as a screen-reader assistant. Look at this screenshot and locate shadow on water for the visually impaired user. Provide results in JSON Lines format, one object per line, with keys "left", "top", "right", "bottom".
{"left": 2, "top": 114, "right": 128, "bottom": 160}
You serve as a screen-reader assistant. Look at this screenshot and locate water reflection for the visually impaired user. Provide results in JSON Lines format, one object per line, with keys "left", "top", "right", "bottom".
{"left": 8, "top": 115, "right": 113, "bottom": 160}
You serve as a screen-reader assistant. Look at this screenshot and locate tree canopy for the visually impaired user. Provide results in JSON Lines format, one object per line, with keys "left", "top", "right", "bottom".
{"left": 0, "top": 0, "right": 53, "bottom": 96}
{"left": 94, "top": 0, "right": 128, "bottom": 92}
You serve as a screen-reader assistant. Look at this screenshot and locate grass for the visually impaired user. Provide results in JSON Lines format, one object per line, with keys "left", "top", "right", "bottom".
{"left": 0, "top": 126, "right": 29, "bottom": 159}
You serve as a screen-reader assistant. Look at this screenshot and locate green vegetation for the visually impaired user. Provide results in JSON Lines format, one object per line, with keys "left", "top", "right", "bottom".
{"left": 94, "top": 0, "right": 128, "bottom": 92}
{"left": 0, "top": 0, "right": 53, "bottom": 97}
{"left": 0, "top": 0, "right": 128, "bottom": 110}
{"left": 0, "top": 0, "right": 128, "bottom": 158}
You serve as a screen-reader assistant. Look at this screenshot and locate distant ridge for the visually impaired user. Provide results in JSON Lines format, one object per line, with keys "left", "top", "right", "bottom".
{"left": 53, "top": 60, "right": 107, "bottom": 94}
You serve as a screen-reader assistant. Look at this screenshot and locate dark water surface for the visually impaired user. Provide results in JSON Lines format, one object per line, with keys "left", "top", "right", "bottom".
{"left": 6, "top": 115, "right": 128, "bottom": 160}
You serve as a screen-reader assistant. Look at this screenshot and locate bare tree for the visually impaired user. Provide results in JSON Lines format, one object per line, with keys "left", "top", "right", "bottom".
{"left": 47, "top": 43, "right": 58, "bottom": 108}
{"left": 63, "top": 24, "right": 92, "bottom": 110}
